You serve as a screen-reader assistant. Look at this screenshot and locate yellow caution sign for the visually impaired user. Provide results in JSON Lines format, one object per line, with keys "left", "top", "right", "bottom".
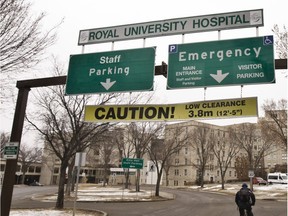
{"left": 84, "top": 97, "right": 258, "bottom": 122}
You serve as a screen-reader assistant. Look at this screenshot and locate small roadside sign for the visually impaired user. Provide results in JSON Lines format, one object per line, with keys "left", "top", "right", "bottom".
{"left": 75, "top": 152, "right": 86, "bottom": 167}
{"left": 3, "top": 142, "right": 19, "bottom": 159}
{"left": 248, "top": 170, "right": 255, "bottom": 178}
{"left": 122, "top": 158, "right": 144, "bottom": 169}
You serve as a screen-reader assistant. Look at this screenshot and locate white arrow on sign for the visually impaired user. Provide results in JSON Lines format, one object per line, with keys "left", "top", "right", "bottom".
{"left": 100, "top": 78, "right": 116, "bottom": 90}
{"left": 210, "top": 70, "right": 229, "bottom": 83}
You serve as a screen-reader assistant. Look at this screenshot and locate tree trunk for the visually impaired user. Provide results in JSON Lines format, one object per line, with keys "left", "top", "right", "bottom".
{"left": 21, "top": 166, "right": 28, "bottom": 184}
{"left": 135, "top": 169, "right": 140, "bottom": 192}
{"left": 21, "top": 172, "right": 26, "bottom": 184}
{"left": 200, "top": 167, "right": 205, "bottom": 188}
{"left": 221, "top": 175, "right": 225, "bottom": 190}
{"left": 155, "top": 169, "right": 163, "bottom": 196}
{"left": 65, "top": 162, "right": 74, "bottom": 196}
{"left": 71, "top": 167, "right": 77, "bottom": 192}
{"left": 55, "top": 162, "right": 68, "bottom": 209}
{"left": 124, "top": 170, "right": 129, "bottom": 189}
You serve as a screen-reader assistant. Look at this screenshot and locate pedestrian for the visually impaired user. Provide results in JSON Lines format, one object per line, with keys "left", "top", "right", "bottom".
{"left": 235, "top": 183, "right": 256, "bottom": 216}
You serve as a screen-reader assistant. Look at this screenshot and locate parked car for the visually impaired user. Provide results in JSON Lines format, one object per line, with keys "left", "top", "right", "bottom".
{"left": 29, "top": 181, "right": 44, "bottom": 186}
{"left": 252, "top": 177, "right": 267, "bottom": 185}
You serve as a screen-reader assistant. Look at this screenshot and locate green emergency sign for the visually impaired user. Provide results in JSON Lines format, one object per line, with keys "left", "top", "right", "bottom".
{"left": 167, "top": 36, "right": 275, "bottom": 89}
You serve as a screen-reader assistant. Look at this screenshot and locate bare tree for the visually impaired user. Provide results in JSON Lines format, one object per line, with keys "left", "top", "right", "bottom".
{"left": 235, "top": 155, "right": 250, "bottom": 181}
{"left": 232, "top": 123, "right": 275, "bottom": 173}
{"left": 17, "top": 143, "right": 42, "bottom": 184}
{"left": 25, "top": 62, "right": 118, "bottom": 209}
{"left": 0, "top": 0, "right": 60, "bottom": 104}
{"left": 211, "top": 127, "right": 241, "bottom": 189}
{"left": 26, "top": 87, "right": 116, "bottom": 208}
{"left": 114, "top": 126, "right": 134, "bottom": 189}
{"left": 146, "top": 124, "right": 188, "bottom": 196}
{"left": 272, "top": 25, "right": 288, "bottom": 59}
{"left": 259, "top": 99, "right": 287, "bottom": 150}
{"left": 190, "top": 125, "right": 214, "bottom": 188}
{"left": 94, "top": 130, "right": 119, "bottom": 186}
{"left": 0, "top": 131, "right": 10, "bottom": 155}
{"left": 162, "top": 156, "right": 173, "bottom": 186}
{"left": 126, "top": 122, "right": 164, "bottom": 192}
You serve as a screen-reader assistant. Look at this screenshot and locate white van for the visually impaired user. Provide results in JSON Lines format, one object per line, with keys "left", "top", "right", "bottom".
{"left": 267, "top": 173, "right": 288, "bottom": 184}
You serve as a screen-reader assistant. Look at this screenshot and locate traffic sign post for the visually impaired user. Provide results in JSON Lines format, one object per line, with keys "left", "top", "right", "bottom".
{"left": 3, "top": 142, "right": 19, "bottom": 159}
{"left": 122, "top": 158, "right": 144, "bottom": 169}
{"left": 65, "top": 47, "right": 156, "bottom": 95}
{"left": 167, "top": 36, "right": 275, "bottom": 89}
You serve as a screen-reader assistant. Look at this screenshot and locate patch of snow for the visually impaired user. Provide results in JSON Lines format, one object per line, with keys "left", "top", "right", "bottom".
{"left": 10, "top": 209, "right": 96, "bottom": 216}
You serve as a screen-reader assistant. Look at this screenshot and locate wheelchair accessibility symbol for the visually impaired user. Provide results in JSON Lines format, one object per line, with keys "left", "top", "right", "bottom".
{"left": 263, "top": 35, "right": 273, "bottom": 45}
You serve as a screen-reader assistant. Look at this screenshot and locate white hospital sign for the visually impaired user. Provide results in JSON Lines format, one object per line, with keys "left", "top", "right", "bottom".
{"left": 78, "top": 9, "right": 263, "bottom": 45}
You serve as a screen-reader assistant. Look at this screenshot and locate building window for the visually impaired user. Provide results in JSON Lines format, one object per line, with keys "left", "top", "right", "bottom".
{"left": 185, "top": 147, "right": 188, "bottom": 154}
{"left": 54, "top": 167, "right": 59, "bottom": 174}
{"left": 28, "top": 166, "right": 35, "bottom": 173}
{"left": 184, "top": 169, "right": 187, "bottom": 176}
{"left": 175, "top": 158, "right": 179, "bottom": 165}
{"left": 229, "top": 171, "right": 232, "bottom": 177}
{"left": 185, "top": 158, "right": 188, "bottom": 165}
{"left": 174, "top": 169, "right": 179, "bottom": 176}
{"left": 35, "top": 166, "right": 41, "bottom": 173}
{"left": 174, "top": 180, "right": 178, "bottom": 186}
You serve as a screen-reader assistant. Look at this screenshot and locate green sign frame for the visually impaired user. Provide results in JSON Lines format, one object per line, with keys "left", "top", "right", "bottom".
{"left": 66, "top": 47, "right": 156, "bottom": 95}
{"left": 122, "top": 158, "right": 144, "bottom": 169}
{"left": 167, "top": 36, "right": 275, "bottom": 89}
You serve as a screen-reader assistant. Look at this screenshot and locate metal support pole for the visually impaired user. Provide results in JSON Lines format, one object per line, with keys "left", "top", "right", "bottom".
{"left": 182, "top": 34, "right": 185, "bottom": 43}
{"left": 1, "top": 87, "right": 30, "bottom": 216}
{"left": 73, "top": 153, "right": 82, "bottom": 216}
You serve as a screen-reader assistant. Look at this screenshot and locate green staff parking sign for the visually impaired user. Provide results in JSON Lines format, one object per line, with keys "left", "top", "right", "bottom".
{"left": 167, "top": 36, "right": 275, "bottom": 89}
{"left": 66, "top": 47, "right": 155, "bottom": 95}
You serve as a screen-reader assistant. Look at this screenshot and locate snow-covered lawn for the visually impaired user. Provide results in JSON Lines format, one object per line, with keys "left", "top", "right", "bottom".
{"left": 10, "top": 209, "right": 102, "bottom": 216}
{"left": 187, "top": 183, "right": 288, "bottom": 199}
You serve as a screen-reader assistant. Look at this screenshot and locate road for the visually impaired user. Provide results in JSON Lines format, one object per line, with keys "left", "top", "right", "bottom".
{"left": 10, "top": 186, "right": 287, "bottom": 216}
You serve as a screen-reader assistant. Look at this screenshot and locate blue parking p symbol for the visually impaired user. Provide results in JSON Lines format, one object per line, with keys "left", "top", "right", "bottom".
{"left": 169, "top": 44, "right": 178, "bottom": 53}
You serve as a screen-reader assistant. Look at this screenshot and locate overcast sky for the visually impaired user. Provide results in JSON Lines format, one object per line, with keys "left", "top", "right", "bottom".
{"left": 1, "top": 0, "right": 287, "bottom": 144}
